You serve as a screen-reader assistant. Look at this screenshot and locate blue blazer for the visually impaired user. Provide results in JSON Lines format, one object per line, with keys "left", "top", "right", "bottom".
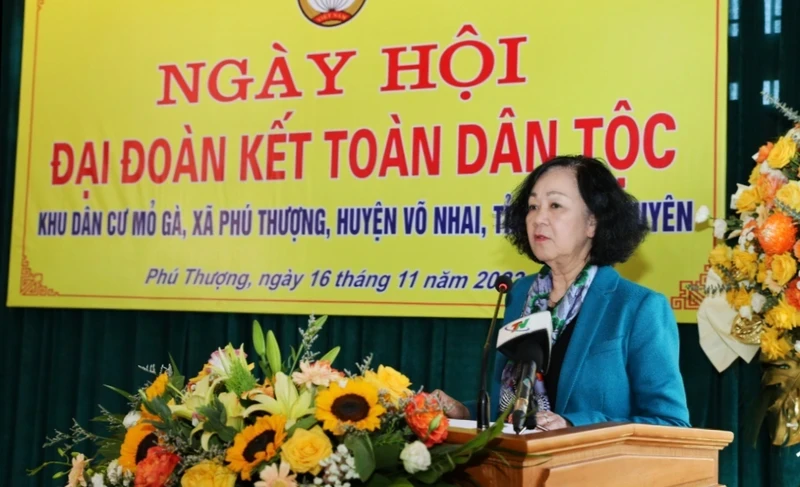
{"left": 471, "top": 265, "right": 690, "bottom": 428}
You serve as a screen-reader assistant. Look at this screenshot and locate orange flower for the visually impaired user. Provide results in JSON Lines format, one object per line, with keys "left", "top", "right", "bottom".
{"left": 756, "top": 141, "right": 774, "bottom": 164}
{"left": 404, "top": 393, "right": 449, "bottom": 447}
{"left": 758, "top": 174, "right": 786, "bottom": 205}
{"left": 757, "top": 213, "right": 797, "bottom": 255}
{"left": 134, "top": 446, "right": 180, "bottom": 487}
{"left": 794, "top": 241, "right": 800, "bottom": 260}
{"left": 786, "top": 279, "right": 800, "bottom": 310}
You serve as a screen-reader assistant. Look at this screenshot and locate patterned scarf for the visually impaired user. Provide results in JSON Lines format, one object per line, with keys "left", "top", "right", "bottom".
{"left": 498, "top": 265, "right": 598, "bottom": 413}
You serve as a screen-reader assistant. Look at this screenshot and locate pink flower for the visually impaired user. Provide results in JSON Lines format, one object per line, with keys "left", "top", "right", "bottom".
{"left": 292, "top": 361, "right": 344, "bottom": 389}
{"left": 255, "top": 461, "right": 297, "bottom": 487}
{"left": 67, "top": 453, "right": 88, "bottom": 487}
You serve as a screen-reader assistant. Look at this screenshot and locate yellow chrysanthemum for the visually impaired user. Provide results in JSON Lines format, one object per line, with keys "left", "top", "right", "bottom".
{"left": 726, "top": 288, "right": 751, "bottom": 309}
{"left": 757, "top": 260, "right": 768, "bottom": 283}
{"left": 765, "top": 299, "right": 798, "bottom": 330}
{"left": 776, "top": 181, "right": 800, "bottom": 212}
{"left": 760, "top": 327, "right": 793, "bottom": 360}
{"left": 315, "top": 378, "right": 386, "bottom": 435}
{"left": 146, "top": 373, "right": 170, "bottom": 401}
{"left": 767, "top": 135, "right": 797, "bottom": 169}
{"left": 732, "top": 248, "right": 758, "bottom": 280}
{"left": 225, "top": 414, "right": 287, "bottom": 481}
{"left": 119, "top": 423, "right": 159, "bottom": 473}
{"left": 709, "top": 244, "right": 732, "bottom": 269}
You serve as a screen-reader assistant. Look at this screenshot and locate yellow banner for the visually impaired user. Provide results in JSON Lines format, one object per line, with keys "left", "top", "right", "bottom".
{"left": 7, "top": 0, "right": 727, "bottom": 321}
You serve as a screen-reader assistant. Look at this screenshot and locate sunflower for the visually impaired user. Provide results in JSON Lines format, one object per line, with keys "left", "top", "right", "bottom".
{"left": 119, "top": 423, "right": 159, "bottom": 472}
{"left": 315, "top": 378, "right": 386, "bottom": 435}
{"left": 145, "top": 373, "right": 169, "bottom": 400}
{"left": 225, "top": 414, "right": 287, "bottom": 480}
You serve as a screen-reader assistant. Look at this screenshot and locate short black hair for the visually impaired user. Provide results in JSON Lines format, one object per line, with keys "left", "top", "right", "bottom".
{"left": 503, "top": 155, "right": 649, "bottom": 267}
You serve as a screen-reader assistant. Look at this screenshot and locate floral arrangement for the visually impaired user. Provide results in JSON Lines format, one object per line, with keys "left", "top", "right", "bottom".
{"left": 696, "top": 93, "right": 800, "bottom": 447}
{"left": 30, "top": 316, "right": 508, "bottom": 487}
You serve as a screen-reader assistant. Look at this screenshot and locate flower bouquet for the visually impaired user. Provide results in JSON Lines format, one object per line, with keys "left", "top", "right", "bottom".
{"left": 696, "top": 94, "right": 800, "bottom": 447}
{"left": 29, "top": 316, "right": 509, "bottom": 487}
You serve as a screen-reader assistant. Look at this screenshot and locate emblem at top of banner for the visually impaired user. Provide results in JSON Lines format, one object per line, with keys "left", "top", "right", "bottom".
{"left": 299, "top": 0, "right": 366, "bottom": 27}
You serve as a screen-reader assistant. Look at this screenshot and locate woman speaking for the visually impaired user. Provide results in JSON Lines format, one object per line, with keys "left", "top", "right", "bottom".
{"left": 434, "top": 155, "right": 691, "bottom": 431}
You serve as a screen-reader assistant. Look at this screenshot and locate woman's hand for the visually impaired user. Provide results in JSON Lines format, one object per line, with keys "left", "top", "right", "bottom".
{"left": 532, "top": 410, "right": 571, "bottom": 431}
{"left": 431, "top": 389, "right": 471, "bottom": 420}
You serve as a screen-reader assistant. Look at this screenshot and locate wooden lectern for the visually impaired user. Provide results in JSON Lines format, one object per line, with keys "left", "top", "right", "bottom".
{"left": 446, "top": 422, "right": 734, "bottom": 487}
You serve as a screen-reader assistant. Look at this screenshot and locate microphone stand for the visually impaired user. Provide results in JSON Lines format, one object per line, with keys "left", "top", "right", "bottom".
{"left": 476, "top": 286, "right": 506, "bottom": 431}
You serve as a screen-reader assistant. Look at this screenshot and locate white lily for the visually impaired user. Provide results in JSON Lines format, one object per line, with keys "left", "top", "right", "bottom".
{"left": 244, "top": 372, "right": 314, "bottom": 428}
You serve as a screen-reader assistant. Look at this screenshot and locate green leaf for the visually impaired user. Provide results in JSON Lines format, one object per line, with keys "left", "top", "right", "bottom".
{"left": 319, "top": 346, "right": 341, "bottom": 364}
{"left": 364, "top": 473, "right": 393, "bottom": 487}
{"left": 414, "top": 453, "right": 456, "bottom": 484}
{"left": 196, "top": 398, "right": 238, "bottom": 443}
{"left": 389, "top": 479, "right": 415, "bottom": 487}
{"left": 104, "top": 384, "right": 134, "bottom": 401}
{"left": 345, "top": 433, "right": 376, "bottom": 480}
{"left": 97, "top": 438, "right": 123, "bottom": 462}
{"left": 169, "top": 354, "right": 185, "bottom": 392}
{"left": 428, "top": 444, "right": 461, "bottom": 457}
{"left": 266, "top": 330, "right": 282, "bottom": 376}
{"left": 147, "top": 397, "right": 174, "bottom": 426}
{"left": 252, "top": 320, "right": 267, "bottom": 357}
{"left": 373, "top": 443, "right": 403, "bottom": 470}
{"left": 287, "top": 415, "right": 319, "bottom": 436}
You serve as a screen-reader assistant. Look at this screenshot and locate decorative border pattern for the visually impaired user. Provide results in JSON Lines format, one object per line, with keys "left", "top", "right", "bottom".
{"left": 670, "top": 264, "right": 710, "bottom": 311}
{"left": 20, "top": 254, "right": 59, "bottom": 296}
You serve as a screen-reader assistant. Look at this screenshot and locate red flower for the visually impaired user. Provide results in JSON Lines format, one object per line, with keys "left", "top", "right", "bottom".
{"left": 787, "top": 279, "right": 800, "bottom": 310}
{"left": 404, "top": 393, "right": 449, "bottom": 447}
{"left": 134, "top": 446, "right": 180, "bottom": 487}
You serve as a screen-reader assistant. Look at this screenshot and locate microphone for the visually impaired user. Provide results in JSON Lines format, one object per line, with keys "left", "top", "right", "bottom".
{"left": 496, "top": 311, "right": 553, "bottom": 434}
{"left": 511, "top": 361, "right": 538, "bottom": 433}
{"left": 476, "top": 275, "right": 514, "bottom": 431}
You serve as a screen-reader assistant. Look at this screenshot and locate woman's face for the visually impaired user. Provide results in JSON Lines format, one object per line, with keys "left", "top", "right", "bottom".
{"left": 526, "top": 167, "right": 596, "bottom": 268}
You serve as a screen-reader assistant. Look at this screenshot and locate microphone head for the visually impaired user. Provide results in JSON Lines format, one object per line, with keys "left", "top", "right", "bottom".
{"left": 496, "top": 311, "right": 553, "bottom": 373}
{"left": 495, "top": 275, "right": 514, "bottom": 294}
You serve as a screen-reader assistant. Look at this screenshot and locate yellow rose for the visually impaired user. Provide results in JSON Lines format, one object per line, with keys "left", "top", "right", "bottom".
{"left": 364, "top": 365, "right": 413, "bottom": 405}
{"left": 770, "top": 253, "right": 797, "bottom": 286}
{"left": 181, "top": 460, "right": 236, "bottom": 487}
{"left": 709, "top": 244, "right": 732, "bottom": 269}
{"left": 776, "top": 181, "right": 800, "bottom": 212}
{"left": 765, "top": 299, "right": 797, "bottom": 330}
{"left": 732, "top": 248, "right": 758, "bottom": 280}
{"left": 735, "top": 187, "right": 762, "bottom": 213}
{"left": 749, "top": 165, "right": 761, "bottom": 185}
{"left": 280, "top": 426, "right": 333, "bottom": 475}
{"left": 767, "top": 136, "right": 797, "bottom": 169}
